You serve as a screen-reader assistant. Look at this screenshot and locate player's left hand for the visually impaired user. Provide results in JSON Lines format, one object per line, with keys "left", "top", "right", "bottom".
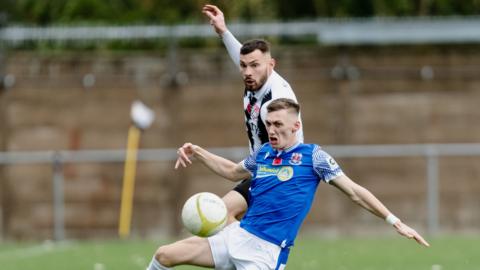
{"left": 393, "top": 221, "right": 430, "bottom": 247}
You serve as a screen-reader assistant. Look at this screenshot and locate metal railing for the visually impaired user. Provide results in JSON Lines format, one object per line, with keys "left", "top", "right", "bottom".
{"left": 1, "top": 17, "right": 480, "bottom": 45}
{"left": 1, "top": 143, "right": 480, "bottom": 240}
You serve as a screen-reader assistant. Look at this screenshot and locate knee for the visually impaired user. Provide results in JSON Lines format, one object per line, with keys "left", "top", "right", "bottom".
{"left": 223, "top": 192, "right": 248, "bottom": 222}
{"left": 226, "top": 208, "right": 242, "bottom": 224}
{"left": 226, "top": 200, "right": 242, "bottom": 216}
{"left": 154, "top": 245, "right": 175, "bottom": 267}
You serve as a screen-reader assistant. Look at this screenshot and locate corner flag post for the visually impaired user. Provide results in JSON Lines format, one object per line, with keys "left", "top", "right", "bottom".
{"left": 119, "top": 125, "right": 141, "bottom": 238}
{"left": 118, "top": 100, "right": 154, "bottom": 239}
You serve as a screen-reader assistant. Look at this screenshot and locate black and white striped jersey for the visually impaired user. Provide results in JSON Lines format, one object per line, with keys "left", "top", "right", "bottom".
{"left": 222, "top": 30, "right": 304, "bottom": 154}
{"left": 243, "top": 72, "right": 304, "bottom": 154}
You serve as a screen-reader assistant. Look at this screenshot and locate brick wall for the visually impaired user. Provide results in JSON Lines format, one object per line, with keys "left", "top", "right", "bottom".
{"left": 1, "top": 46, "right": 479, "bottom": 239}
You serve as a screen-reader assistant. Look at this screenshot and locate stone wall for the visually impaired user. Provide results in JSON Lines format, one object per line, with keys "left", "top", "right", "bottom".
{"left": 0, "top": 45, "right": 479, "bottom": 240}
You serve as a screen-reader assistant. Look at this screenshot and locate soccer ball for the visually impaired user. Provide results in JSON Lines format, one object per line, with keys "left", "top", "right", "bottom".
{"left": 181, "top": 192, "right": 228, "bottom": 237}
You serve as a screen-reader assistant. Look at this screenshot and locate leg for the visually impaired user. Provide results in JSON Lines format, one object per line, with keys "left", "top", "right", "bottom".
{"left": 223, "top": 179, "right": 250, "bottom": 224}
{"left": 153, "top": 236, "right": 215, "bottom": 268}
{"left": 223, "top": 190, "right": 248, "bottom": 224}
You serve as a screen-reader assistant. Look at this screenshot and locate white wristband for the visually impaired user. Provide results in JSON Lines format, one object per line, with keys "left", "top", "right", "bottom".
{"left": 385, "top": 214, "right": 400, "bottom": 225}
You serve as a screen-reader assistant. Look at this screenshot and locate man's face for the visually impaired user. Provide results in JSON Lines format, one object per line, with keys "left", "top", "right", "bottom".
{"left": 239, "top": 49, "right": 275, "bottom": 91}
{"left": 265, "top": 109, "right": 300, "bottom": 150}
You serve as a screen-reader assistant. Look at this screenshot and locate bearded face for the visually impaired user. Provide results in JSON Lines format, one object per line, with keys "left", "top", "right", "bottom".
{"left": 240, "top": 49, "right": 275, "bottom": 91}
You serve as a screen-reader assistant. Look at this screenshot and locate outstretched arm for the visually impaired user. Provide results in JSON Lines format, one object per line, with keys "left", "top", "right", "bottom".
{"left": 202, "top": 4, "right": 227, "bottom": 35}
{"left": 330, "top": 175, "right": 430, "bottom": 247}
{"left": 175, "top": 142, "right": 250, "bottom": 182}
{"left": 202, "top": 4, "right": 242, "bottom": 66}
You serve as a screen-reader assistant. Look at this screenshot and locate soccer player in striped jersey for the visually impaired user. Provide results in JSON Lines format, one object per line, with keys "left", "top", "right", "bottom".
{"left": 147, "top": 98, "right": 429, "bottom": 270}
{"left": 202, "top": 4, "right": 304, "bottom": 224}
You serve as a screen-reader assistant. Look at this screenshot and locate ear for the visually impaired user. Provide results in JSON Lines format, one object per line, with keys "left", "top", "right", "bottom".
{"left": 292, "top": 120, "right": 301, "bottom": 133}
{"left": 270, "top": 58, "right": 276, "bottom": 69}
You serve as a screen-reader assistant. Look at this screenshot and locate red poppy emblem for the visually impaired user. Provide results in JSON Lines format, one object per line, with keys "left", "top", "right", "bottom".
{"left": 272, "top": 157, "right": 282, "bottom": 165}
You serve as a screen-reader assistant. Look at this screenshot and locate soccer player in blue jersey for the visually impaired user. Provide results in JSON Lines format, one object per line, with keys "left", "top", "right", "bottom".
{"left": 146, "top": 98, "right": 429, "bottom": 270}
{"left": 202, "top": 3, "right": 304, "bottom": 225}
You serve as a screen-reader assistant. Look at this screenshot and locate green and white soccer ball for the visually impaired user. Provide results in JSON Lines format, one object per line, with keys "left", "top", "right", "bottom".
{"left": 181, "top": 192, "right": 228, "bottom": 237}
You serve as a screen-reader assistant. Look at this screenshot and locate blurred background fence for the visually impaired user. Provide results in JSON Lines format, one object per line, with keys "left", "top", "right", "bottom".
{"left": 1, "top": 18, "right": 480, "bottom": 241}
{"left": 2, "top": 17, "right": 480, "bottom": 44}
{"left": 1, "top": 143, "right": 480, "bottom": 241}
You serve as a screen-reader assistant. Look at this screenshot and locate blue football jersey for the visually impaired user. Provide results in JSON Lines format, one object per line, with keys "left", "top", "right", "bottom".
{"left": 240, "top": 142, "right": 344, "bottom": 248}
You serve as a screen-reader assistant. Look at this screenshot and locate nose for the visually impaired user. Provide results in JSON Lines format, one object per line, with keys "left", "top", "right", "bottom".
{"left": 243, "top": 66, "right": 252, "bottom": 77}
{"left": 267, "top": 125, "right": 275, "bottom": 135}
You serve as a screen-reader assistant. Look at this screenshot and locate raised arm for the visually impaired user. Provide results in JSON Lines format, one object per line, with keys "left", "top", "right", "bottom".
{"left": 202, "top": 4, "right": 242, "bottom": 66}
{"left": 330, "top": 175, "right": 430, "bottom": 247}
{"left": 175, "top": 142, "right": 250, "bottom": 182}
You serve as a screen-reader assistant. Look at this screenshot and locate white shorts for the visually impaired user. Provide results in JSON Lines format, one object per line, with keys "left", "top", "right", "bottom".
{"left": 208, "top": 222, "right": 286, "bottom": 270}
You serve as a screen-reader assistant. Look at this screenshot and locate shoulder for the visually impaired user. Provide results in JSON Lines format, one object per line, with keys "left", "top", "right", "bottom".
{"left": 270, "top": 72, "right": 296, "bottom": 99}
{"left": 258, "top": 143, "right": 271, "bottom": 153}
{"left": 311, "top": 144, "right": 329, "bottom": 159}
{"left": 295, "top": 143, "right": 320, "bottom": 157}
{"left": 247, "top": 143, "right": 271, "bottom": 164}
{"left": 252, "top": 143, "right": 270, "bottom": 156}
{"left": 312, "top": 145, "right": 341, "bottom": 169}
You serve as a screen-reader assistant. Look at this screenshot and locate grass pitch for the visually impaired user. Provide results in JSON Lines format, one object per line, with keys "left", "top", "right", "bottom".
{"left": 0, "top": 236, "right": 477, "bottom": 270}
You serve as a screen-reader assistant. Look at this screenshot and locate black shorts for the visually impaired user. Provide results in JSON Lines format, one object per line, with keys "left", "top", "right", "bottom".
{"left": 232, "top": 178, "right": 251, "bottom": 205}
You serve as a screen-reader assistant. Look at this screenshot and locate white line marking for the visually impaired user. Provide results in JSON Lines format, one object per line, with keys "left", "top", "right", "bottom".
{"left": 0, "top": 241, "right": 73, "bottom": 260}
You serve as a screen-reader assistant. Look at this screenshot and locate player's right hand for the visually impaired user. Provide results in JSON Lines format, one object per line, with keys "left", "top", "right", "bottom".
{"left": 202, "top": 4, "right": 227, "bottom": 35}
{"left": 175, "top": 142, "right": 196, "bottom": 169}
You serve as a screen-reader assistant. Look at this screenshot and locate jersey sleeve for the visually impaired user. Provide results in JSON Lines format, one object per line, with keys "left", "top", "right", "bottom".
{"left": 312, "top": 145, "right": 344, "bottom": 183}
{"left": 221, "top": 30, "right": 242, "bottom": 66}
{"left": 241, "top": 145, "right": 261, "bottom": 176}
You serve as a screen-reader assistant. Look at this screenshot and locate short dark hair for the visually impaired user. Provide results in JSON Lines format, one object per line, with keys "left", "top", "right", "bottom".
{"left": 240, "top": 39, "right": 270, "bottom": 55}
{"left": 267, "top": 98, "right": 300, "bottom": 115}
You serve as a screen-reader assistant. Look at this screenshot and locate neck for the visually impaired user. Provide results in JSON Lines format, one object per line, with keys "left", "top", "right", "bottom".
{"left": 276, "top": 139, "right": 299, "bottom": 151}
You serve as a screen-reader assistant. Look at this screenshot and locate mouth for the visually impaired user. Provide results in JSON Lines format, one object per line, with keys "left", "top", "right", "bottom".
{"left": 269, "top": 136, "right": 278, "bottom": 145}
{"left": 244, "top": 79, "right": 256, "bottom": 86}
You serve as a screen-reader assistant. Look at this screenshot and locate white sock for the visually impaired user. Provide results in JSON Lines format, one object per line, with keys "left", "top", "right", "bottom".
{"left": 146, "top": 257, "right": 172, "bottom": 270}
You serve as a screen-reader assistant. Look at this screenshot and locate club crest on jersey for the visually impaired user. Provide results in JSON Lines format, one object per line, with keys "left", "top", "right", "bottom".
{"left": 289, "top": 153, "right": 302, "bottom": 165}
{"left": 250, "top": 105, "right": 260, "bottom": 120}
{"left": 277, "top": 166, "right": 294, "bottom": 181}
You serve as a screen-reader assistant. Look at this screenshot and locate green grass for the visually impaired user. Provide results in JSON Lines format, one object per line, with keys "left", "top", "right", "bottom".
{"left": 0, "top": 236, "right": 478, "bottom": 270}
